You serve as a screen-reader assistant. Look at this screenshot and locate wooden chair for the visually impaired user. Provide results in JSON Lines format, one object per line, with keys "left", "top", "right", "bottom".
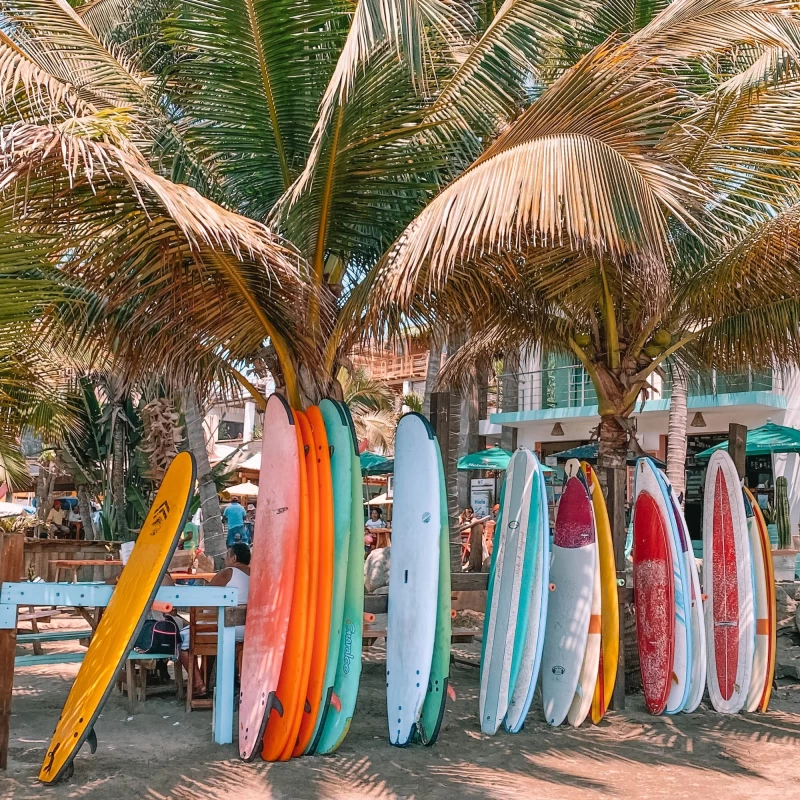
{"left": 185, "top": 606, "right": 219, "bottom": 711}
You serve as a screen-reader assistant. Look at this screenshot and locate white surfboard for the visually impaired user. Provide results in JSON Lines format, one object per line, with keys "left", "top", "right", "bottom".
{"left": 669, "top": 486, "right": 706, "bottom": 714}
{"left": 567, "top": 507, "right": 601, "bottom": 728}
{"left": 387, "top": 412, "right": 441, "bottom": 745}
{"left": 480, "top": 448, "right": 540, "bottom": 734}
{"left": 653, "top": 467, "right": 692, "bottom": 715}
{"left": 542, "top": 475, "right": 596, "bottom": 726}
{"left": 503, "top": 458, "right": 550, "bottom": 733}
{"left": 744, "top": 491, "right": 769, "bottom": 713}
{"left": 704, "top": 450, "right": 754, "bottom": 714}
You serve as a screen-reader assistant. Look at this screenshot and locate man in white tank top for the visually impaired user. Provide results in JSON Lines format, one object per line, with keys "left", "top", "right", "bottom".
{"left": 179, "top": 542, "right": 250, "bottom": 695}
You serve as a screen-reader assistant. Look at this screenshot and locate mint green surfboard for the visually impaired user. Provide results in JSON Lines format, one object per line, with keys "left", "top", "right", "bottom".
{"left": 316, "top": 405, "right": 364, "bottom": 754}
{"left": 418, "top": 436, "right": 452, "bottom": 745}
{"left": 307, "top": 399, "right": 353, "bottom": 753}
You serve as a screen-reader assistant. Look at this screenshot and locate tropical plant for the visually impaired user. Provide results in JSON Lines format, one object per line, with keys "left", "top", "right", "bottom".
{"left": 339, "top": 366, "right": 396, "bottom": 451}
{"left": 364, "top": 0, "right": 800, "bottom": 484}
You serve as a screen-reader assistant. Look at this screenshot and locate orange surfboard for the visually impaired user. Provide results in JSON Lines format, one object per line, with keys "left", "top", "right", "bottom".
{"left": 239, "top": 394, "right": 301, "bottom": 761}
{"left": 294, "top": 406, "right": 334, "bottom": 755}
{"left": 262, "top": 409, "right": 313, "bottom": 761}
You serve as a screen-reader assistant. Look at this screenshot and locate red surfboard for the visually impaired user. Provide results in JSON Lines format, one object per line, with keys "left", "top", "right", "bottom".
{"left": 633, "top": 491, "right": 675, "bottom": 715}
{"left": 713, "top": 468, "right": 739, "bottom": 702}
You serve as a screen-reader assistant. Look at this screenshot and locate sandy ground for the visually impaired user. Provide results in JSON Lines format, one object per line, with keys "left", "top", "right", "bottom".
{"left": 3, "top": 619, "right": 800, "bottom": 800}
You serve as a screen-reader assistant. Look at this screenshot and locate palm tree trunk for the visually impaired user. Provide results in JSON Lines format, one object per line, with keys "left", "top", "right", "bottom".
{"left": 111, "top": 408, "right": 130, "bottom": 541}
{"left": 666, "top": 371, "right": 688, "bottom": 499}
{"left": 184, "top": 386, "right": 225, "bottom": 566}
{"left": 422, "top": 334, "right": 443, "bottom": 418}
{"left": 76, "top": 484, "right": 97, "bottom": 539}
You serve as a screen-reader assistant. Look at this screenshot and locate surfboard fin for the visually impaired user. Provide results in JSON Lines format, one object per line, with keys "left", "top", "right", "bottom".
{"left": 447, "top": 684, "right": 456, "bottom": 702}
{"left": 331, "top": 692, "right": 342, "bottom": 713}
{"left": 672, "top": 672, "right": 679, "bottom": 685}
{"left": 272, "top": 695, "right": 285, "bottom": 717}
{"left": 86, "top": 727, "right": 98, "bottom": 754}
{"left": 304, "top": 699, "right": 312, "bottom": 714}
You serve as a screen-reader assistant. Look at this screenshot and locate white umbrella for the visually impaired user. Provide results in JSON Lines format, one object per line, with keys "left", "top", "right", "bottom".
{"left": 239, "top": 452, "right": 261, "bottom": 471}
{"left": 365, "top": 492, "right": 393, "bottom": 506}
{"left": 222, "top": 481, "right": 260, "bottom": 498}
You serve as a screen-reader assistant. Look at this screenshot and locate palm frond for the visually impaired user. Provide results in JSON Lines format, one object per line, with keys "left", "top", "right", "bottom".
{"left": 162, "top": 0, "right": 348, "bottom": 218}
{"left": 368, "top": 43, "right": 709, "bottom": 314}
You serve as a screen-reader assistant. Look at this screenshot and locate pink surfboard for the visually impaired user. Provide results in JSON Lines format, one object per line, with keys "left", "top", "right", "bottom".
{"left": 633, "top": 462, "right": 674, "bottom": 715}
{"left": 239, "top": 394, "right": 301, "bottom": 759}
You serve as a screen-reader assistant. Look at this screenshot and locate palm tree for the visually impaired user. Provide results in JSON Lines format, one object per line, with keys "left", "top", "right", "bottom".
{"left": 365, "top": 1, "right": 800, "bottom": 484}
{"left": 0, "top": 0, "right": 592, "bottom": 407}
{"left": 339, "top": 367, "right": 396, "bottom": 451}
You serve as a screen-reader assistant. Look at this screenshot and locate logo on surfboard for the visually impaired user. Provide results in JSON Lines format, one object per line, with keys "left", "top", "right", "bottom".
{"left": 150, "top": 501, "right": 170, "bottom": 535}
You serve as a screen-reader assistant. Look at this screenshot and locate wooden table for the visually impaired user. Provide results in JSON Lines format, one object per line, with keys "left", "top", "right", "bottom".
{"left": 375, "top": 529, "right": 392, "bottom": 549}
{"left": 49, "top": 559, "right": 122, "bottom": 583}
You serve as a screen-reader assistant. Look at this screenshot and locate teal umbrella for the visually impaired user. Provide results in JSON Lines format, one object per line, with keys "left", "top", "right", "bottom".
{"left": 694, "top": 420, "right": 800, "bottom": 460}
{"left": 457, "top": 446, "right": 553, "bottom": 472}
{"left": 549, "top": 442, "right": 665, "bottom": 468}
{"left": 360, "top": 450, "right": 393, "bottom": 475}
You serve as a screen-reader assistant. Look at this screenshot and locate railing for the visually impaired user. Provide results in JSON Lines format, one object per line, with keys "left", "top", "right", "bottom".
{"left": 351, "top": 352, "right": 430, "bottom": 383}
{"left": 495, "top": 365, "right": 779, "bottom": 414}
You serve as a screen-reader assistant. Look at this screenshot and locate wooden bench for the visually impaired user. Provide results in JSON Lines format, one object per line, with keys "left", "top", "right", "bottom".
{"left": 16, "top": 629, "right": 92, "bottom": 644}
{"left": 362, "top": 627, "right": 477, "bottom": 649}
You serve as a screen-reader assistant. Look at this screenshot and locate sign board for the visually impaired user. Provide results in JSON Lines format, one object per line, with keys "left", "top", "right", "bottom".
{"left": 470, "top": 478, "right": 494, "bottom": 519}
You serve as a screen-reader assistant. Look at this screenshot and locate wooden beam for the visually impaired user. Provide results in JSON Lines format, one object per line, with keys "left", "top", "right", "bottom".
{"left": 606, "top": 466, "right": 627, "bottom": 711}
{"left": 364, "top": 572, "right": 490, "bottom": 615}
{"left": 729, "top": 423, "right": 747, "bottom": 481}
{"left": 0, "top": 533, "right": 24, "bottom": 770}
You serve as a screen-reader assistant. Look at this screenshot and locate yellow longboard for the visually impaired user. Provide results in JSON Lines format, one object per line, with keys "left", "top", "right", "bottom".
{"left": 39, "top": 451, "right": 196, "bottom": 783}
{"left": 583, "top": 462, "right": 619, "bottom": 723}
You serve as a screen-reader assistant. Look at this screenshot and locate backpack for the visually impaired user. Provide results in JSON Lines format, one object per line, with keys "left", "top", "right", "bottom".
{"left": 133, "top": 617, "right": 180, "bottom": 657}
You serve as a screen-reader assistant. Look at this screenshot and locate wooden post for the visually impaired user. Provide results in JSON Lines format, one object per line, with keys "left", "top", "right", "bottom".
{"left": 729, "top": 423, "right": 747, "bottom": 481}
{"left": 0, "top": 533, "right": 24, "bottom": 770}
{"left": 606, "top": 466, "right": 627, "bottom": 711}
{"left": 430, "top": 392, "right": 461, "bottom": 572}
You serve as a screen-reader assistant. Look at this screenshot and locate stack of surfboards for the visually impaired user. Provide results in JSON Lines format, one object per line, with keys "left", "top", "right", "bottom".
{"left": 239, "top": 394, "right": 365, "bottom": 762}
{"left": 386, "top": 412, "right": 452, "bottom": 746}
{"left": 702, "top": 450, "right": 776, "bottom": 714}
{"left": 541, "top": 459, "right": 618, "bottom": 727}
{"left": 633, "top": 458, "right": 705, "bottom": 714}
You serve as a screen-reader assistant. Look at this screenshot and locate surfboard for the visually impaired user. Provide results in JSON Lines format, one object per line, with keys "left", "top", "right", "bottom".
{"left": 386, "top": 412, "right": 441, "bottom": 745}
{"left": 542, "top": 475, "right": 596, "bottom": 727}
{"left": 568, "top": 508, "right": 601, "bottom": 728}
{"left": 703, "top": 450, "right": 754, "bottom": 714}
{"left": 668, "top": 486, "right": 706, "bottom": 714}
{"left": 743, "top": 489, "right": 769, "bottom": 713}
{"left": 633, "top": 459, "right": 674, "bottom": 715}
{"left": 654, "top": 466, "right": 692, "bottom": 715}
{"left": 275, "top": 410, "right": 319, "bottom": 760}
{"left": 239, "top": 394, "right": 302, "bottom": 760}
{"left": 40, "top": 451, "right": 195, "bottom": 783}
{"left": 315, "top": 405, "right": 363, "bottom": 753}
{"left": 504, "top": 452, "right": 550, "bottom": 733}
{"left": 261, "top": 408, "right": 312, "bottom": 761}
{"left": 306, "top": 399, "right": 353, "bottom": 753}
{"left": 585, "top": 463, "right": 618, "bottom": 724}
{"left": 294, "top": 406, "right": 334, "bottom": 755}
{"left": 743, "top": 487, "right": 776, "bottom": 712}
{"left": 418, "top": 436, "right": 451, "bottom": 745}
{"left": 480, "top": 448, "right": 540, "bottom": 734}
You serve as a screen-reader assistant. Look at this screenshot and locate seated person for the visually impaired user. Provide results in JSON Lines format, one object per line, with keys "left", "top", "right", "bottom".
{"left": 364, "top": 507, "right": 385, "bottom": 550}
{"left": 46, "top": 500, "right": 70, "bottom": 538}
{"left": 178, "top": 542, "right": 250, "bottom": 696}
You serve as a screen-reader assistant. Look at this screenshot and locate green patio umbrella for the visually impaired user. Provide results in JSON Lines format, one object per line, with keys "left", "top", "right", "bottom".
{"left": 360, "top": 450, "right": 394, "bottom": 475}
{"left": 549, "top": 442, "right": 666, "bottom": 468}
{"left": 457, "top": 446, "right": 553, "bottom": 472}
{"left": 694, "top": 420, "right": 800, "bottom": 460}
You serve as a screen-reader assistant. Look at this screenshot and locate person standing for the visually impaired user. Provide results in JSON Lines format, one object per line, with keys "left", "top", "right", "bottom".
{"left": 245, "top": 503, "right": 256, "bottom": 542}
{"left": 223, "top": 496, "right": 247, "bottom": 546}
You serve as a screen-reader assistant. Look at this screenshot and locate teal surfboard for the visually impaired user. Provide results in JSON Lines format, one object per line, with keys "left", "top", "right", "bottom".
{"left": 418, "top": 437, "right": 452, "bottom": 745}
{"left": 480, "top": 448, "right": 541, "bottom": 734}
{"left": 307, "top": 399, "right": 353, "bottom": 753}
{"left": 316, "top": 404, "right": 364, "bottom": 753}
